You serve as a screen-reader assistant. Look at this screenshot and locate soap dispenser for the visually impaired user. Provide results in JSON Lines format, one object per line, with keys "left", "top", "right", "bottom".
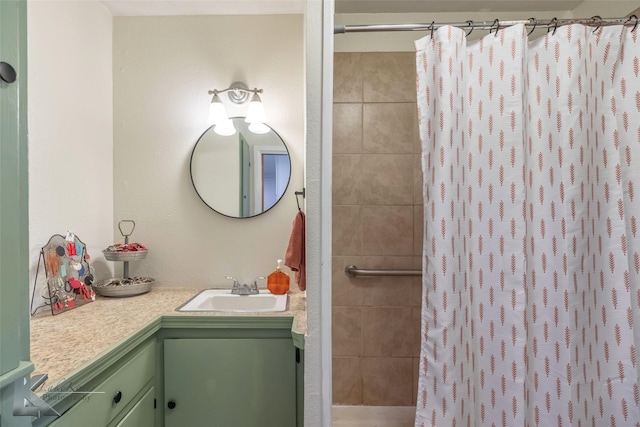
{"left": 267, "top": 259, "right": 290, "bottom": 295}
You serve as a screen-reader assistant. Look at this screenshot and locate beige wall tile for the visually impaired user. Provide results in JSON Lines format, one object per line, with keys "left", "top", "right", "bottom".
{"left": 333, "top": 155, "right": 362, "bottom": 205}
{"left": 355, "top": 256, "right": 417, "bottom": 307}
{"left": 333, "top": 103, "right": 363, "bottom": 154}
{"left": 362, "top": 52, "right": 416, "bottom": 103}
{"left": 363, "top": 103, "right": 417, "bottom": 155}
{"left": 362, "top": 205, "right": 413, "bottom": 256}
{"left": 333, "top": 357, "right": 363, "bottom": 405}
{"left": 332, "top": 52, "right": 424, "bottom": 407}
{"left": 413, "top": 204, "right": 424, "bottom": 256}
{"left": 334, "top": 53, "right": 363, "bottom": 103}
{"left": 413, "top": 154, "right": 424, "bottom": 205}
{"left": 360, "top": 277, "right": 416, "bottom": 308}
{"left": 413, "top": 106, "right": 423, "bottom": 154}
{"left": 412, "top": 274, "right": 423, "bottom": 309}
{"left": 333, "top": 306, "right": 362, "bottom": 357}
{"left": 412, "top": 357, "right": 420, "bottom": 406}
{"left": 363, "top": 307, "right": 415, "bottom": 357}
{"left": 332, "top": 256, "right": 366, "bottom": 307}
{"left": 333, "top": 205, "right": 362, "bottom": 256}
{"left": 360, "top": 154, "right": 413, "bottom": 205}
{"left": 411, "top": 307, "right": 422, "bottom": 358}
{"left": 361, "top": 357, "right": 414, "bottom": 406}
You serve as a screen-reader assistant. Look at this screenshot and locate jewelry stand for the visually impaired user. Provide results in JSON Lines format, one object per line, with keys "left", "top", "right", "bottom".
{"left": 30, "top": 233, "right": 95, "bottom": 316}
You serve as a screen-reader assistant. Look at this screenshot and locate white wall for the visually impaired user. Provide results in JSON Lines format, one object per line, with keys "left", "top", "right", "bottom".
{"left": 112, "top": 15, "right": 305, "bottom": 287}
{"left": 28, "top": 0, "right": 114, "bottom": 311}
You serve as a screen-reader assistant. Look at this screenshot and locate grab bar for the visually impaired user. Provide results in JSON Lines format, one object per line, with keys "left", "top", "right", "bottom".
{"left": 345, "top": 265, "right": 422, "bottom": 278}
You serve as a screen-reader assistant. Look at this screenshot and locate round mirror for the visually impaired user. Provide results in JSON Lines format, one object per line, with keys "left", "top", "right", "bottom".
{"left": 190, "top": 117, "right": 291, "bottom": 218}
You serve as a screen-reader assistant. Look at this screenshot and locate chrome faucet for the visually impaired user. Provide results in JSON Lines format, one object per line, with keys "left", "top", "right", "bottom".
{"left": 226, "top": 276, "right": 264, "bottom": 295}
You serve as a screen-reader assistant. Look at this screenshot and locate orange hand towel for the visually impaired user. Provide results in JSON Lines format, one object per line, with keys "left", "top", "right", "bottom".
{"left": 284, "top": 211, "right": 306, "bottom": 291}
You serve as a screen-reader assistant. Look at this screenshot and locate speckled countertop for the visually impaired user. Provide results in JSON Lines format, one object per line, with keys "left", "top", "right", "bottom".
{"left": 30, "top": 287, "right": 306, "bottom": 388}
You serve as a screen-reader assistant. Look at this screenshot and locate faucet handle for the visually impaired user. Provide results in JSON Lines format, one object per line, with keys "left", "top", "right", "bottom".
{"left": 225, "top": 276, "right": 240, "bottom": 292}
{"left": 250, "top": 276, "right": 265, "bottom": 294}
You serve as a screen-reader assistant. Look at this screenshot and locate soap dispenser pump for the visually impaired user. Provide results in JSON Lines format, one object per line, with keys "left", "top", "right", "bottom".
{"left": 267, "top": 259, "right": 290, "bottom": 295}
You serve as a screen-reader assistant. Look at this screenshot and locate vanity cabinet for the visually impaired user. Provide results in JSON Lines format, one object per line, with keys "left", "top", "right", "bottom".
{"left": 47, "top": 340, "right": 156, "bottom": 427}
{"left": 164, "top": 338, "right": 297, "bottom": 427}
{"left": 31, "top": 314, "right": 305, "bottom": 427}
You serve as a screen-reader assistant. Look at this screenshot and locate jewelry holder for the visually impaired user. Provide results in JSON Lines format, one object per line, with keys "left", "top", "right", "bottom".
{"left": 30, "top": 233, "right": 95, "bottom": 316}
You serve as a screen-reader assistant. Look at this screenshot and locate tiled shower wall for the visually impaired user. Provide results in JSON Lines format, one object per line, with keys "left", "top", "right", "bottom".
{"left": 332, "top": 52, "right": 423, "bottom": 406}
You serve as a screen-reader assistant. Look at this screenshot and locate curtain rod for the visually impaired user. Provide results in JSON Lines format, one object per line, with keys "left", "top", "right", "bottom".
{"left": 334, "top": 15, "right": 638, "bottom": 34}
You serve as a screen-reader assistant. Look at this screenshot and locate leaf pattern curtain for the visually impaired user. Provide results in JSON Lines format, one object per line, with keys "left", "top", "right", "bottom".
{"left": 415, "top": 24, "right": 640, "bottom": 426}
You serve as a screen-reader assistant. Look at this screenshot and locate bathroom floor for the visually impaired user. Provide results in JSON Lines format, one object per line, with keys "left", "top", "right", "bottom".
{"left": 332, "top": 406, "right": 415, "bottom": 427}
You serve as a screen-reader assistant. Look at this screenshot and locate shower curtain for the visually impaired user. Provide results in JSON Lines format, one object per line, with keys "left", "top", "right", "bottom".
{"left": 415, "top": 23, "right": 640, "bottom": 426}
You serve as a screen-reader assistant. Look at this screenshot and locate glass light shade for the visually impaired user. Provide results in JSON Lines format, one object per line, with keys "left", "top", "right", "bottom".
{"left": 213, "top": 118, "right": 236, "bottom": 136}
{"left": 248, "top": 123, "right": 270, "bottom": 134}
{"left": 244, "top": 93, "right": 267, "bottom": 124}
{"left": 207, "top": 94, "right": 228, "bottom": 126}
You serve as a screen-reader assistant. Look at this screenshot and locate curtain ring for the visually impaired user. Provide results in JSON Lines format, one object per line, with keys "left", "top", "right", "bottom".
{"left": 547, "top": 17, "right": 558, "bottom": 35}
{"left": 527, "top": 17, "right": 537, "bottom": 36}
{"left": 591, "top": 15, "right": 602, "bottom": 33}
{"left": 489, "top": 18, "right": 499, "bottom": 35}
{"left": 625, "top": 14, "right": 638, "bottom": 32}
{"left": 429, "top": 21, "right": 435, "bottom": 38}
{"left": 465, "top": 20, "right": 474, "bottom": 37}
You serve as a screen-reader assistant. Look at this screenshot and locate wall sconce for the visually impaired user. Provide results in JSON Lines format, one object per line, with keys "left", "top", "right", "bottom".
{"left": 207, "top": 82, "right": 269, "bottom": 136}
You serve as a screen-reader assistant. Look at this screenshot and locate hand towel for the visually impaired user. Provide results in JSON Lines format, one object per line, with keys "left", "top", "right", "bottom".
{"left": 284, "top": 211, "right": 306, "bottom": 291}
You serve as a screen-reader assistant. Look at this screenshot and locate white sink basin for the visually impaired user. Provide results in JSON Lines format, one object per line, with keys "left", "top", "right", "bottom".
{"left": 177, "top": 289, "right": 288, "bottom": 313}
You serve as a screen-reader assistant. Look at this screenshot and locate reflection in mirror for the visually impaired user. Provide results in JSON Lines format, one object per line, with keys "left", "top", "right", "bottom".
{"left": 190, "top": 117, "right": 291, "bottom": 218}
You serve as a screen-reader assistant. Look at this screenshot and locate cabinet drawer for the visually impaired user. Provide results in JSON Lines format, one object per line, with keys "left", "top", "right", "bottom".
{"left": 49, "top": 341, "right": 155, "bottom": 427}
{"left": 114, "top": 386, "right": 155, "bottom": 427}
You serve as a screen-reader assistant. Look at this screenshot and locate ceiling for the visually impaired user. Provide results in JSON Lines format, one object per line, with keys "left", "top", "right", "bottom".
{"left": 101, "top": 0, "right": 305, "bottom": 16}
{"left": 336, "top": 1, "right": 583, "bottom": 14}
{"left": 101, "top": 0, "right": 588, "bottom": 16}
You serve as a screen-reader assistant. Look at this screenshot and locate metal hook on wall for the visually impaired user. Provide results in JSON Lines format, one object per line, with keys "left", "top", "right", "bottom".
{"left": 295, "top": 188, "right": 305, "bottom": 212}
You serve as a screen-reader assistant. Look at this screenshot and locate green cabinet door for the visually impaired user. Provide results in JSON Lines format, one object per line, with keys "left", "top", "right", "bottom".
{"left": 164, "top": 338, "right": 296, "bottom": 427}
{"left": 296, "top": 348, "right": 304, "bottom": 427}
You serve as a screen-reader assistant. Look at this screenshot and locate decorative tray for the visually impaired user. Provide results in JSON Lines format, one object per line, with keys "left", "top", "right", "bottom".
{"left": 93, "top": 277, "right": 154, "bottom": 297}
{"left": 102, "top": 241, "right": 148, "bottom": 262}
{"left": 102, "top": 250, "right": 148, "bottom": 262}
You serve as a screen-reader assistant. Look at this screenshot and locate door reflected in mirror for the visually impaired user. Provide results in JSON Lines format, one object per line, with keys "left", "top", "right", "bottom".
{"left": 190, "top": 117, "right": 291, "bottom": 218}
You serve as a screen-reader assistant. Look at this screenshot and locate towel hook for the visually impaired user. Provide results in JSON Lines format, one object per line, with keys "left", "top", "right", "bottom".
{"left": 295, "top": 188, "right": 305, "bottom": 212}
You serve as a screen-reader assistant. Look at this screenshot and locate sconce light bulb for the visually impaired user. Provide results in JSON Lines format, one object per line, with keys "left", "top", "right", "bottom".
{"left": 245, "top": 93, "right": 267, "bottom": 124}
{"left": 207, "top": 94, "right": 229, "bottom": 126}
{"left": 248, "top": 123, "right": 270, "bottom": 135}
{"left": 213, "top": 118, "right": 237, "bottom": 136}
